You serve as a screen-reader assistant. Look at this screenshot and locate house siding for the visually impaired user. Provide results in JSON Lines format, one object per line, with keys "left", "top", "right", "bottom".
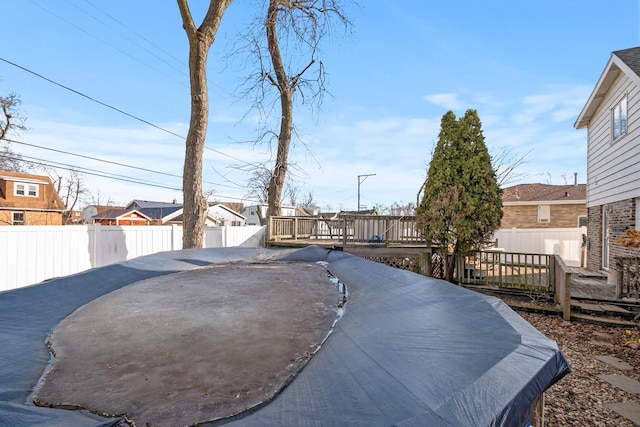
{"left": 502, "top": 204, "right": 587, "bottom": 229}
{"left": 587, "top": 72, "right": 640, "bottom": 207}
{"left": 0, "top": 172, "right": 65, "bottom": 225}
{"left": 0, "top": 210, "right": 62, "bottom": 226}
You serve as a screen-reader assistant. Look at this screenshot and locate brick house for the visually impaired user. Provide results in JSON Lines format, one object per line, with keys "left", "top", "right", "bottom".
{"left": 501, "top": 182, "right": 587, "bottom": 229}
{"left": 0, "top": 170, "right": 65, "bottom": 225}
{"left": 575, "top": 46, "right": 640, "bottom": 271}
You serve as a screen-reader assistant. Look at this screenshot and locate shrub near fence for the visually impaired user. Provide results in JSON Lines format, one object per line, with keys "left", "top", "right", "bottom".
{"left": 0, "top": 224, "right": 265, "bottom": 292}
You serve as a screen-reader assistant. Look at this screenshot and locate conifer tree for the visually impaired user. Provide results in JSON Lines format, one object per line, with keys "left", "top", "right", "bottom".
{"left": 416, "top": 109, "right": 502, "bottom": 282}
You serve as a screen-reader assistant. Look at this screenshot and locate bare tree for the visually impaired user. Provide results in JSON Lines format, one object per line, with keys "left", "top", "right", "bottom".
{"left": 492, "top": 147, "right": 533, "bottom": 187}
{"left": 245, "top": 166, "right": 272, "bottom": 203}
{"left": 177, "top": 0, "right": 233, "bottom": 248}
{"left": 50, "top": 170, "right": 89, "bottom": 224}
{"left": 0, "top": 92, "right": 29, "bottom": 173}
{"left": 239, "top": 0, "right": 352, "bottom": 218}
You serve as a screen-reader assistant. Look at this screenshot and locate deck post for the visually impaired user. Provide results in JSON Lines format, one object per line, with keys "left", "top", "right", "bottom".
{"left": 418, "top": 251, "right": 432, "bottom": 276}
{"left": 342, "top": 218, "right": 347, "bottom": 245}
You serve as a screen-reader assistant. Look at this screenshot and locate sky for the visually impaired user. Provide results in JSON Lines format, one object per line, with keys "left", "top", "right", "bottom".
{"left": 1, "top": 1, "right": 639, "bottom": 212}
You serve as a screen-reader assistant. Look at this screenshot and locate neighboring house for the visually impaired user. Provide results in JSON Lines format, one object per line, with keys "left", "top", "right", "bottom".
{"left": 208, "top": 203, "right": 246, "bottom": 226}
{"left": 501, "top": 182, "right": 587, "bottom": 229}
{"left": 0, "top": 170, "right": 65, "bottom": 225}
{"left": 242, "top": 204, "right": 296, "bottom": 226}
{"left": 82, "top": 205, "right": 125, "bottom": 224}
{"left": 126, "top": 199, "right": 180, "bottom": 210}
{"left": 337, "top": 209, "right": 378, "bottom": 217}
{"left": 575, "top": 46, "right": 640, "bottom": 271}
{"left": 296, "top": 207, "right": 320, "bottom": 217}
{"left": 125, "top": 200, "right": 245, "bottom": 226}
{"left": 64, "top": 210, "right": 84, "bottom": 224}
{"left": 138, "top": 205, "right": 184, "bottom": 225}
{"left": 92, "top": 208, "right": 151, "bottom": 226}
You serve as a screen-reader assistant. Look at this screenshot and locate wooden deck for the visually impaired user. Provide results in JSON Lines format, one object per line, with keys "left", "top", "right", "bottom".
{"left": 267, "top": 238, "right": 432, "bottom": 258}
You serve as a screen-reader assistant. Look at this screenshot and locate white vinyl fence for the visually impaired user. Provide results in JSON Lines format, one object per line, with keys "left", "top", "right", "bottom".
{"left": 0, "top": 224, "right": 265, "bottom": 292}
{"left": 493, "top": 227, "right": 586, "bottom": 267}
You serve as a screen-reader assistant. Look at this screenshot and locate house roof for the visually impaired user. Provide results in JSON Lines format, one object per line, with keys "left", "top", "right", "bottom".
{"left": 575, "top": 46, "right": 640, "bottom": 129}
{"left": 93, "top": 208, "right": 151, "bottom": 221}
{"left": 208, "top": 203, "right": 246, "bottom": 220}
{"left": 138, "top": 206, "right": 183, "bottom": 220}
{"left": 126, "top": 199, "right": 182, "bottom": 209}
{"left": 338, "top": 209, "right": 378, "bottom": 216}
{"left": 87, "top": 205, "right": 126, "bottom": 215}
{"left": 0, "top": 170, "right": 65, "bottom": 212}
{"left": 502, "top": 183, "right": 586, "bottom": 204}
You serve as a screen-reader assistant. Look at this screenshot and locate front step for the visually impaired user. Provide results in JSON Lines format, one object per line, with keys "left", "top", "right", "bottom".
{"left": 571, "top": 300, "right": 636, "bottom": 318}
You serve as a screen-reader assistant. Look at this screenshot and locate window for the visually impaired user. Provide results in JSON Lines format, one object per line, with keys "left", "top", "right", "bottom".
{"left": 537, "top": 205, "right": 551, "bottom": 223}
{"left": 14, "top": 182, "right": 38, "bottom": 197}
{"left": 612, "top": 95, "right": 628, "bottom": 141}
{"left": 578, "top": 215, "right": 588, "bottom": 228}
{"left": 12, "top": 212, "right": 25, "bottom": 225}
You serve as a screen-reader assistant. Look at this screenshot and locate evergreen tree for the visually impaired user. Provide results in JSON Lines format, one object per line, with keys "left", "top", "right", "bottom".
{"left": 416, "top": 109, "right": 502, "bottom": 282}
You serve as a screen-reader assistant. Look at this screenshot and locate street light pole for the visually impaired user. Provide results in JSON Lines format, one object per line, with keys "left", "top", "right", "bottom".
{"left": 357, "top": 173, "right": 376, "bottom": 211}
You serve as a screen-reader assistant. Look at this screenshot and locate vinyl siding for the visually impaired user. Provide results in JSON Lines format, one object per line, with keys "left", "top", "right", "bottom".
{"left": 587, "top": 71, "right": 640, "bottom": 207}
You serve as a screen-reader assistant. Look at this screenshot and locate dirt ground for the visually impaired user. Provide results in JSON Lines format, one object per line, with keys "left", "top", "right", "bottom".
{"left": 33, "top": 261, "right": 340, "bottom": 427}
{"left": 515, "top": 309, "right": 640, "bottom": 426}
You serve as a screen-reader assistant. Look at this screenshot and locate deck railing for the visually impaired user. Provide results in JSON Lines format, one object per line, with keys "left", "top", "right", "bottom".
{"left": 267, "top": 215, "right": 427, "bottom": 245}
{"left": 457, "top": 250, "right": 554, "bottom": 293}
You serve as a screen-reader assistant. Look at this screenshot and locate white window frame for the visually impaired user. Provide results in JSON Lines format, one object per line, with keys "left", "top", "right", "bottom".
{"left": 537, "top": 205, "right": 551, "bottom": 223}
{"left": 12, "top": 211, "right": 25, "bottom": 225}
{"left": 14, "top": 182, "right": 38, "bottom": 197}
{"left": 612, "top": 95, "right": 628, "bottom": 141}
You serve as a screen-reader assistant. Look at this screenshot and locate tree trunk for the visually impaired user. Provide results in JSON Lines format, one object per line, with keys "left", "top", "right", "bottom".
{"left": 444, "top": 241, "right": 459, "bottom": 283}
{"left": 177, "top": 0, "right": 232, "bottom": 248}
{"left": 265, "top": 0, "right": 294, "bottom": 218}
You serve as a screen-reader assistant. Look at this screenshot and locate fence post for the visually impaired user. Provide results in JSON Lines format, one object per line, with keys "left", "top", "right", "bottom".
{"left": 171, "top": 224, "right": 180, "bottom": 251}
{"left": 92, "top": 223, "right": 100, "bottom": 268}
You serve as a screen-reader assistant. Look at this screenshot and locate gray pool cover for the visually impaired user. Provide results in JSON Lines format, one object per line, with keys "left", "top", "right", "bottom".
{"left": 0, "top": 246, "right": 569, "bottom": 426}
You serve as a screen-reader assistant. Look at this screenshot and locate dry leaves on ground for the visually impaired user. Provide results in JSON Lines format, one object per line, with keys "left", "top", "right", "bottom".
{"left": 517, "top": 310, "right": 640, "bottom": 426}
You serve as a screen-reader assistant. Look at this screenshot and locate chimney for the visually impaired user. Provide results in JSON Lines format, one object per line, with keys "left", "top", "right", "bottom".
{"left": 574, "top": 172, "right": 578, "bottom": 186}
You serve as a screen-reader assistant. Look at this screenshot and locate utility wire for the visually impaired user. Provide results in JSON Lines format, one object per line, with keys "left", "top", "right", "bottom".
{"left": 0, "top": 152, "right": 255, "bottom": 202}
{"left": 26, "top": 0, "right": 187, "bottom": 88}
{"left": 5, "top": 138, "right": 182, "bottom": 179}
{"left": 67, "top": 0, "right": 188, "bottom": 78}
{"left": 5, "top": 138, "right": 248, "bottom": 191}
{"left": 0, "top": 57, "right": 186, "bottom": 139}
{"left": 0, "top": 56, "right": 262, "bottom": 170}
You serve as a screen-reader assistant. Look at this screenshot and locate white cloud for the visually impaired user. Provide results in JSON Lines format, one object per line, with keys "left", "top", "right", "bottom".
{"left": 423, "top": 93, "right": 465, "bottom": 110}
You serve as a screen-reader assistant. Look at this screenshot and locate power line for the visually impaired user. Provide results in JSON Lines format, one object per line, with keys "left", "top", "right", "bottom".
{"left": 6, "top": 138, "right": 182, "bottom": 179}
{"left": 5, "top": 137, "right": 248, "bottom": 191}
{"left": 0, "top": 56, "right": 262, "bottom": 170}
{"left": 0, "top": 56, "right": 187, "bottom": 139}
{"left": 25, "top": 0, "right": 188, "bottom": 88}
{"left": 0, "top": 151, "right": 256, "bottom": 203}
{"left": 0, "top": 152, "right": 181, "bottom": 191}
